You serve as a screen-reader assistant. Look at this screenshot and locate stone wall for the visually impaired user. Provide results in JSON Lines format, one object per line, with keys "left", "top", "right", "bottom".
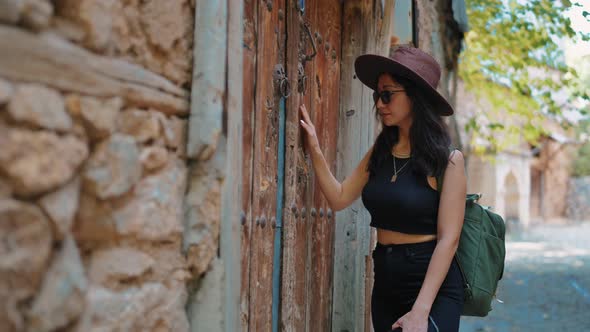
{"left": 567, "top": 177, "right": 590, "bottom": 222}
{"left": 0, "top": 1, "right": 205, "bottom": 331}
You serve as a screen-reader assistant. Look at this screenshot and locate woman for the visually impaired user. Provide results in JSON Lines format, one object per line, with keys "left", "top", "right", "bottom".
{"left": 299, "top": 45, "right": 466, "bottom": 332}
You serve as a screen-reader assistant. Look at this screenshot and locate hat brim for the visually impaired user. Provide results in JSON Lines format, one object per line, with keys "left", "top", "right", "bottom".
{"left": 354, "top": 54, "right": 454, "bottom": 116}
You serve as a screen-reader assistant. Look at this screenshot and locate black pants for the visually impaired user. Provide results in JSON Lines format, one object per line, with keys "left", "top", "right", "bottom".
{"left": 371, "top": 240, "right": 464, "bottom": 332}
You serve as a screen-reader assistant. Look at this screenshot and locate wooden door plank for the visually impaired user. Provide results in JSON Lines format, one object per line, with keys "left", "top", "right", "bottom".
{"left": 281, "top": 1, "right": 312, "bottom": 331}
{"left": 248, "top": 1, "right": 285, "bottom": 331}
{"left": 307, "top": 0, "right": 341, "bottom": 331}
{"left": 332, "top": 1, "right": 395, "bottom": 330}
{"left": 240, "top": 0, "right": 257, "bottom": 330}
{"left": 359, "top": 2, "right": 393, "bottom": 330}
{"left": 224, "top": 0, "right": 244, "bottom": 329}
{"left": 332, "top": 2, "right": 374, "bottom": 331}
{"left": 301, "top": 5, "right": 317, "bottom": 331}
{"left": 359, "top": 1, "right": 376, "bottom": 330}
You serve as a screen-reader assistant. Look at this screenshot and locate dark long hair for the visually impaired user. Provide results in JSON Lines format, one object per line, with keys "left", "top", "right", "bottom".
{"left": 367, "top": 75, "right": 451, "bottom": 178}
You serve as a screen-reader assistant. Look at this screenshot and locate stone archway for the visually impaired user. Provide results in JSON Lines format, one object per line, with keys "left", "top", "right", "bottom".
{"left": 504, "top": 172, "right": 520, "bottom": 231}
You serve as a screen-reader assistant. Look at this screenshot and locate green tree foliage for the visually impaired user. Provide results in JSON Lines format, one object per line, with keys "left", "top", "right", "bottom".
{"left": 460, "top": 0, "right": 590, "bottom": 152}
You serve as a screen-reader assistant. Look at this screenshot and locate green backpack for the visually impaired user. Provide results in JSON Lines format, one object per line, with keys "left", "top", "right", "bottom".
{"left": 437, "top": 155, "right": 506, "bottom": 317}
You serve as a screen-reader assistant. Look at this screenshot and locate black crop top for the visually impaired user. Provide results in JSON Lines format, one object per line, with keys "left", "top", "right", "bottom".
{"left": 361, "top": 155, "right": 439, "bottom": 234}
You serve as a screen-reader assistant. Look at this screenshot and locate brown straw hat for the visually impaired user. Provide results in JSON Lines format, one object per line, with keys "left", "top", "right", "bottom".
{"left": 354, "top": 45, "right": 454, "bottom": 116}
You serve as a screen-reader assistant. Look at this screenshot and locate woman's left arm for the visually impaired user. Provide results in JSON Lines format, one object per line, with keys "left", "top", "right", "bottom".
{"left": 392, "top": 150, "right": 466, "bottom": 331}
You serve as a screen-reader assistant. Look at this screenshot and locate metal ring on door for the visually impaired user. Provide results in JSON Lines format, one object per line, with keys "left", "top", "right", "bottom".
{"left": 280, "top": 78, "right": 291, "bottom": 98}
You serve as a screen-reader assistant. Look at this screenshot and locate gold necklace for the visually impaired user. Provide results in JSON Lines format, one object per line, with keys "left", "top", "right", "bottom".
{"left": 391, "top": 155, "right": 411, "bottom": 182}
{"left": 392, "top": 152, "right": 411, "bottom": 158}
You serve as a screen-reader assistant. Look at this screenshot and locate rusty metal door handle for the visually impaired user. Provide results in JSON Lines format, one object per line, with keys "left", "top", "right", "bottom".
{"left": 273, "top": 64, "right": 291, "bottom": 98}
{"left": 298, "top": 22, "right": 316, "bottom": 94}
{"left": 301, "top": 22, "right": 317, "bottom": 65}
{"left": 297, "top": 62, "right": 307, "bottom": 93}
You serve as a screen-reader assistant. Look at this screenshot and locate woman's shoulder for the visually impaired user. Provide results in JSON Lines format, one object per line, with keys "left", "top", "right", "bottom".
{"left": 448, "top": 148, "right": 464, "bottom": 163}
{"left": 446, "top": 149, "right": 465, "bottom": 174}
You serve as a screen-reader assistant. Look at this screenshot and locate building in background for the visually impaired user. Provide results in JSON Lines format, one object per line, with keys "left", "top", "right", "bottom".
{"left": 454, "top": 76, "right": 582, "bottom": 231}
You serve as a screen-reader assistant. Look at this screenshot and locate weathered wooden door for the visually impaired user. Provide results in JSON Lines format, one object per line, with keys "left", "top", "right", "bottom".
{"left": 241, "top": 0, "right": 342, "bottom": 331}
{"left": 241, "top": 0, "right": 286, "bottom": 331}
{"left": 281, "top": 1, "right": 342, "bottom": 331}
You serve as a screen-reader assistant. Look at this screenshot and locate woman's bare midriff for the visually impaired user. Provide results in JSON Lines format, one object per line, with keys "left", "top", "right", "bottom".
{"left": 377, "top": 228, "right": 437, "bottom": 245}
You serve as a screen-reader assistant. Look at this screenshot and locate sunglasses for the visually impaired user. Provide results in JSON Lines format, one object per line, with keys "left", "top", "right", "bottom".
{"left": 372, "top": 89, "right": 405, "bottom": 105}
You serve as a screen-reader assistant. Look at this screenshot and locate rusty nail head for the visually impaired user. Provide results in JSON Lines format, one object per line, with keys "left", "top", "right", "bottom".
{"left": 327, "top": 209, "right": 333, "bottom": 219}
{"left": 319, "top": 208, "right": 324, "bottom": 218}
{"left": 261, "top": 216, "right": 267, "bottom": 228}
{"left": 310, "top": 208, "right": 317, "bottom": 217}
{"left": 301, "top": 207, "right": 307, "bottom": 218}
{"left": 255, "top": 217, "right": 260, "bottom": 226}
{"left": 271, "top": 217, "right": 277, "bottom": 228}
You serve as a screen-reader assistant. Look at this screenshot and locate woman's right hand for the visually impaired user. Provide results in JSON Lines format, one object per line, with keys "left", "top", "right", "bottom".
{"left": 299, "top": 103, "right": 320, "bottom": 153}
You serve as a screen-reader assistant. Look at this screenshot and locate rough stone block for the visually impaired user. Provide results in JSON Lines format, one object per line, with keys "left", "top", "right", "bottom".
{"left": 7, "top": 84, "right": 72, "bottom": 132}
{"left": 0, "top": 78, "right": 13, "bottom": 105}
{"left": 54, "top": 0, "right": 194, "bottom": 86}
{"left": 88, "top": 247, "right": 155, "bottom": 287}
{"left": 0, "top": 199, "right": 52, "bottom": 331}
{"left": 140, "top": 146, "right": 168, "bottom": 171}
{"left": 73, "top": 95, "right": 123, "bottom": 141}
{"left": 77, "top": 157, "right": 187, "bottom": 243}
{"left": 27, "top": 236, "right": 87, "bottom": 332}
{"left": 83, "top": 134, "right": 141, "bottom": 199}
{"left": 117, "top": 109, "right": 162, "bottom": 143}
{"left": 38, "top": 176, "right": 81, "bottom": 240}
{"left": 0, "top": 127, "right": 88, "bottom": 197}
{"left": 73, "top": 282, "right": 189, "bottom": 332}
{"left": 184, "top": 162, "right": 221, "bottom": 277}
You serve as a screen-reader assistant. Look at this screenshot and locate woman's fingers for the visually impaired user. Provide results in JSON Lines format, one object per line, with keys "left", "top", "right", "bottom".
{"left": 299, "top": 119, "right": 310, "bottom": 132}
{"left": 299, "top": 104, "right": 315, "bottom": 134}
{"left": 299, "top": 103, "right": 313, "bottom": 125}
{"left": 299, "top": 103, "right": 320, "bottom": 152}
{"left": 300, "top": 119, "right": 315, "bottom": 138}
